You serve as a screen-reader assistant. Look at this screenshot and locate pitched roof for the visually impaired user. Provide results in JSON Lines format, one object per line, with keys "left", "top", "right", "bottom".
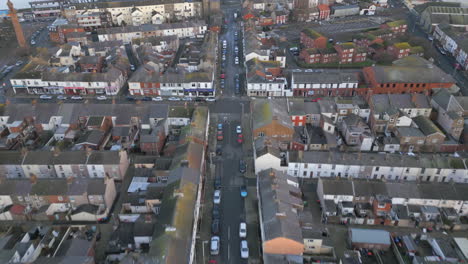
{"left": 252, "top": 99, "right": 293, "bottom": 131}
{"left": 349, "top": 228, "right": 390, "bottom": 245}
{"left": 413, "top": 116, "right": 444, "bottom": 136}
{"left": 292, "top": 71, "right": 358, "bottom": 84}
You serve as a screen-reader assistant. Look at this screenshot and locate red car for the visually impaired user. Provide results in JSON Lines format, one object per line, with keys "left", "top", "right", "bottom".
{"left": 311, "top": 97, "right": 322, "bottom": 102}
{"left": 237, "top": 134, "right": 243, "bottom": 143}
{"left": 220, "top": 74, "right": 225, "bottom": 79}
{"left": 217, "top": 131, "right": 224, "bottom": 141}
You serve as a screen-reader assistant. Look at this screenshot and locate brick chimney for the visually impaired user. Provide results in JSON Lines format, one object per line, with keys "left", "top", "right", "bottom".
{"left": 7, "top": 0, "right": 27, "bottom": 49}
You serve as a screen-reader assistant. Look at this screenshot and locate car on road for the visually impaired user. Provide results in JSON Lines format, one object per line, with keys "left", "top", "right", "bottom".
{"left": 57, "top": 95, "right": 67, "bottom": 100}
{"left": 436, "top": 46, "right": 447, "bottom": 55}
{"left": 126, "top": 96, "right": 135, "bottom": 101}
{"left": 15, "top": 61, "right": 23, "bottom": 66}
{"left": 210, "top": 236, "right": 220, "bottom": 256}
{"left": 234, "top": 46, "right": 239, "bottom": 54}
{"left": 152, "top": 96, "right": 163, "bottom": 101}
{"left": 96, "top": 96, "right": 107, "bottom": 101}
{"left": 212, "top": 204, "right": 220, "bottom": 219}
{"left": 240, "top": 240, "right": 249, "bottom": 259}
{"left": 240, "top": 185, "right": 248, "bottom": 197}
{"left": 239, "top": 222, "right": 247, "bottom": 238}
{"left": 217, "top": 123, "right": 223, "bottom": 130}
{"left": 182, "top": 97, "right": 192, "bottom": 101}
{"left": 235, "top": 57, "right": 239, "bottom": 64}
{"left": 213, "top": 190, "right": 221, "bottom": 204}
{"left": 239, "top": 159, "right": 246, "bottom": 173}
{"left": 217, "top": 130, "right": 223, "bottom": 141}
{"left": 71, "top": 96, "right": 83, "bottom": 100}
{"left": 130, "top": 64, "right": 136, "bottom": 71}
{"left": 237, "top": 134, "right": 243, "bottom": 144}
{"left": 168, "top": 97, "right": 181, "bottom": 101}
{"left": 212, "top": 219, "right": 220, "bottom": 235}
{"left": 220, "top": 73, "right": 225, "bottom": 79}
{"left": 216, "top": 145, "right": 222, "bottom": 156}
{"left": 222, "top": 54, "right": 226, "bottom": 61}
{"left": 39, "top": 95, "right": 53, "bottom": 100}
{"left": 236, "top": 125, "right": 242, "bottom": 134}
{"left": 206, "top": 98, "right": 216, "bottom": 102}
{"left": 214, "top": 176, "right": 221, "bottom": 189}
{"left": 141, "top": 96, "right": 152, "bottom": 101}
{"left": 30, "top": 40, "right": 36, "bottom": 45}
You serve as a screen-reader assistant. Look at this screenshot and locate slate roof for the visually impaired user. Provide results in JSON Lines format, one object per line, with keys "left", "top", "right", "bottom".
{"left": 0, "top": 151, "right": 24, "bottom": 165}
{"left": 413, "top": 116, "right": 444, "bottom": 136}
{"left": 87, "top": 151, "right": 121, "bottom": 164}
{"left": 349, "top": 228, "right": 390, "bottom": 245}
{"left": 252, "top": 99, "right": 293, "bottom": 131}
{"left": 76, "top": 130, "right": 104, "bottom": 145}
{"left": 97, "top": 21, "right": 206, "bottom": 35}
{"left": 397, "top": 127, "right": 425, "bottom": 138}
{"left": 292, "top": 71, "right": 358, "bottom": 84}
{"left": 258, "top": 169, "right": 303, "bottom": 244}
{"left": 368, "top": 56, "right": 455, "bottom": 84}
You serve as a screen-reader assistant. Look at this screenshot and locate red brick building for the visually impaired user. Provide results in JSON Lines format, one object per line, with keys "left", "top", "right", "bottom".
{"left": 77, "top": 56, "right": 105, "bottom": 73}
{"left": 299, "top": 47, "right": 338, "bottom": 64}
{"left": 300, "top": 29, "right": 327, "bottom": 49}
{"left": 334, "top": 42, "right": 367, "bottom": 64}
{"left": 362, "top": 56, "right": 455, "bottom": 94}
{"left": 318, "top": 4, "right": 330, "bottom": 20}
{"left": 387, "top": 42, "right": 411, "bottom": 59}
{"left": 382, "top": 20, "right": 408, "bottom": 34}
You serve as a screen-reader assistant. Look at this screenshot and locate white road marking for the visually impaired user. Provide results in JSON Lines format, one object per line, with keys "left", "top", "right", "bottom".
{"left": 228, "top": 226, "right": 231, "bottom": 240}
{"left": 228, "top": 243, "right": 231, "bottom": 261}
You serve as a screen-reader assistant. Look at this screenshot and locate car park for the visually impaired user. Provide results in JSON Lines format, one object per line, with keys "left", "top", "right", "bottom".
{"left": 240, "top": 240, "right": 249, "bottom": 259}
{"left": 239, "top": 222, "right": 247, "bottom": 238}
{"left": 210, "top": 236, "right": 220, "bottom": 255}
{"left": 240, "top": 185, "right": 248, "bottom": 197}
{"left": 71, "top": 96, "right": 83, "bottom": 100}
{"left": 212, "top": 219, "right": 220, "bottom": 235}
{"left": 39, "top": 95, "right": 52, "bottom": 100}
{"left": 96, "top": 96, "right": 107, "bottom": 100}
{"left": 236, "top": 125, "right": 242, "bottom": 134}
{"left": 57, "top": 95, "right": 67, "bottom": 100}
{"left": 239, "top": 160, "right": 246, "bottom": 173}
{"left": 152, "top": 96, "right": 163, "bottom": 101}
{"left": 168, "top": 97, "right": 181, "bottom": 101}
{"left": 213, "top": 190, "right": 221, "bottom": 204}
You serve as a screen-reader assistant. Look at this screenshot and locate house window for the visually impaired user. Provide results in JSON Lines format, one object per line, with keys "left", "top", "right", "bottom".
{"left": 375, "top": 167, "right": 380, "bottom": 171}
{"left": 258, "top": 132, "right": 265, "bottom": 137}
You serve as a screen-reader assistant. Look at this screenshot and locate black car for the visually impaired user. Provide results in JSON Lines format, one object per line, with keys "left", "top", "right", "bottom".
{"left": 214, "top": 176, "right": 221, "bottom": 189}
{"left": 126, "top": 96, "right": 135, "bottom": 101}
{"left": 212, "top": 204, "right": 220, "bottom": 219}
{"left": 216, "top": 146, "right": 222, "bottom": 156}
{"left": 211, "top": 219, "right": 220, "bottom": 235}
{"left": 194, "top": 97, "right": 204, "bottom": 102}
{"left": 239, "top": 160, "right": 246, "bottom": 173}
{"left": 141, "top": 96, "right": 152, "bottom": 101}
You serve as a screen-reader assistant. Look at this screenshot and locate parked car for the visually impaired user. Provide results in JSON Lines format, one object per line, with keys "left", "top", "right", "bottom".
{"left": 217, "top": 123, "right": 223, "bottom": 130}
{"left": 39, "top": 95, "right": 52, "bottom": 100}
{"left": 152, "top": 96, "right": 163, "bottom": 101}
{"left": 15, "top": 60, "right": 23, "bottom": 66}
{"left": 212, "top": 204, "right": 220, "bottom": 219}
{"left": 217, "top": 130, "right": 224, "bottom": 141}
{"left": 237, "top": 134, "right": 243, "bottom": 144}
{"left": 206, "top": 98, "right": 216, "bottom": 102}
{"left": 213, "top": 190, "right": 221, "bottom": 204}
{"left": 240, "top": 185, "right": 248, "bottom": 197}
{"left": 239, "top": 222, "right": 247, "bottom": 238}
{"left": 239, "top": 160, "right": 246, "bottom": 173}
{"left": 130, "top": 64, "right": 136, "bottom": 71}
{"left": 236, "top": 125, "right": 242, "bottom": 134}
{"left": 57, "top": 95, "right": 67, "bottom": 100}
{"left": 235, "top": 57, "right": 239, "bottom": 64}
{"left": 240, "top": 240, "right": 249, "bottom": 259}
{"left": 168, "top": 97, "right": 181, "bottom": 101}
{"left": 126, "top": 96, "right": 135, "bottom": 101}
{"left": 216, "top": 146, "right": 222, "bottom": 156}
{"left": 96, "top": 95, "right": 107, "bottom": 100}
{"left": 222, "top": 54, "right": 226, "bottom": 61}
{"left": 141, "top": 96, "right": 152, "bottom": 101}
{"left": 214, "top": 176, "right": 221, "bottom": 189}
{"left": 210, "top": 236, "right": 220, "bottom": 255}
{"left": 220, "top": 73, "right": 225, "bottom": 79}
{"left": 212, "top": 219, "right": 220, "bottom": 235}
{"left": 182, "top": 97, "right": 192, "bottom": 101}
{"left": 71, "top": 96, "right": 83, "bottom": 100}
